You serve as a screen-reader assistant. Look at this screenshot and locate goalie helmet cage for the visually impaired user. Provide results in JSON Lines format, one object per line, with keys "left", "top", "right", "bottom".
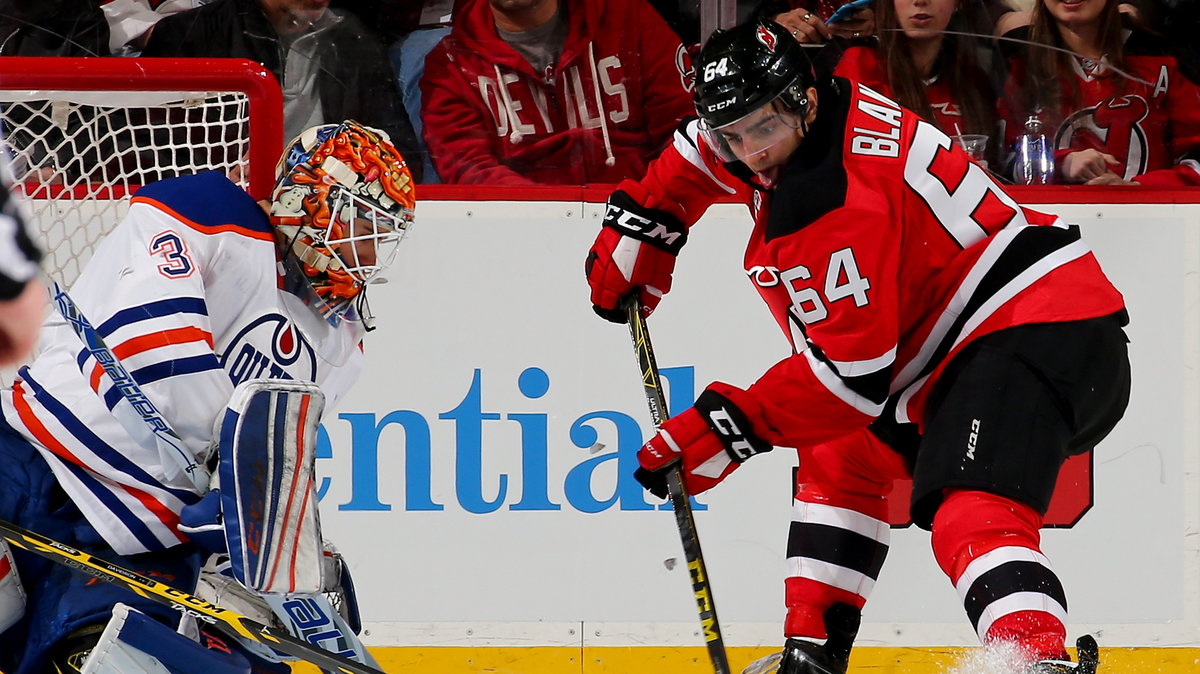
{"left": 0, "top": 57, "right": 283, "bottom": 287}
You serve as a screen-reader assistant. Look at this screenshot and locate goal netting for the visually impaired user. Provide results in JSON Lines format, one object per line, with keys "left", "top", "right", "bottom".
{"left": 0, "top": 57, "right": 283, "bottom": 287}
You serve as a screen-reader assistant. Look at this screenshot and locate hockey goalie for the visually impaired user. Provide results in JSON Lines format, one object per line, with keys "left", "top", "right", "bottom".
{"left": 0, "top": 120, "right": 414, "bottom": 672}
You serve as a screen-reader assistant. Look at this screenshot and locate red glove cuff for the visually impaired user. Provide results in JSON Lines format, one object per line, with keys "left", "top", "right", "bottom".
{"left": 636, "top": 388, "right": 772, "bottom": 496}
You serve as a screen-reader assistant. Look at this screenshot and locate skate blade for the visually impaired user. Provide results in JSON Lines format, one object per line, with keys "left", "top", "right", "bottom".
{"left": 742, "top": 652, "right": 783, "bottom": 674}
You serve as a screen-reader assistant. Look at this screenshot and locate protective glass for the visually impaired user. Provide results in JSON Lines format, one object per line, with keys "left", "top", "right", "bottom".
{"left": 698, "top": 100, "right": 805, "bottom": 162}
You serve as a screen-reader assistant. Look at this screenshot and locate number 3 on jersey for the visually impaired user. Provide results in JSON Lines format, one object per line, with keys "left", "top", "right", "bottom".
{"left": 150, "top": 230, "right": 195, "bottom": 278}
{"left": 783, "top": 247, "right": 870, "bottom": 325}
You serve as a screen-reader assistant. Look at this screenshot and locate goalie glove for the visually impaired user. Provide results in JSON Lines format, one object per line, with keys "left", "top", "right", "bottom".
{"left": 635, "top": 387, "right": 772, "bottom": 498}
{"left": 585, "top": 182, "right": 687, "bottom": 323}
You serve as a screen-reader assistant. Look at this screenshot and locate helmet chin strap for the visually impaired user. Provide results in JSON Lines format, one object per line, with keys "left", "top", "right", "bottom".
{"left": 355, "top": 288, "right": 376, "bottom": 332}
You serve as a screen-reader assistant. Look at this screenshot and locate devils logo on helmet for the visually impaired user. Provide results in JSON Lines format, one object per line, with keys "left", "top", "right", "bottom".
{"left": 756, "top": 24, "right": 777, "bottom": 51}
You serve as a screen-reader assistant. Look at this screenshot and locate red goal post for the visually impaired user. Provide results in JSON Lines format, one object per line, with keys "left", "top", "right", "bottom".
{"left": 0, "top": 57, "right": 283, "bottom": 286}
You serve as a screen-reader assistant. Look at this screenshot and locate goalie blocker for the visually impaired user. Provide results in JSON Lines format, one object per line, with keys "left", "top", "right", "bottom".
{"left": 179, "top": 378, "right": 328, "bottom": 595}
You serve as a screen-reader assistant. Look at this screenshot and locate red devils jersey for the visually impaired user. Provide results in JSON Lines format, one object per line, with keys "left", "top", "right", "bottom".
{"left": 832, "top": 44, "right": 976, "bottom": 137}
{"left": 624, "top": 79, "right": 1125, "bottom": 449}
{"left": 1000, "top": 27, "right": 1200, "bottom": 186}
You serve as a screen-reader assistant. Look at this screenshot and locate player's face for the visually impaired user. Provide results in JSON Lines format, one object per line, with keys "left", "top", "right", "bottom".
{"left": 714, "top": 105, "right": 806, "bottom": 173}
{"left": 277, "top": 0, "right": 330, "bottom": 25}
{"left": 489, "top": 0, "right": 549, "bottom": 12}
{"left": 1044, "top": 0, "right": 1107, "bottom": 27}
{"left": 895, "top": 0, "right": 956, "bottom": 41}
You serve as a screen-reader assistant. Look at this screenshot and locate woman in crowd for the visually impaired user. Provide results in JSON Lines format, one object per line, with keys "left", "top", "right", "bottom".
{"left": 823, "top": 0, "right": 1002, "bottom": 164}
{"left": 1000, "top": 0, "right": 1200, "bottom": 185}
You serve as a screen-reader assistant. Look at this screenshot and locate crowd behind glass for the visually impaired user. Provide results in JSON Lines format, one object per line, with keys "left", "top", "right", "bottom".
{"left": 0, "top": 0, "right": 1196, "bottom": 188}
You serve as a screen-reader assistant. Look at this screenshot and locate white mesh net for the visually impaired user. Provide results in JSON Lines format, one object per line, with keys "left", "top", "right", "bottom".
{"left": 0, "top": 89, "right": 253, "bottom": 287}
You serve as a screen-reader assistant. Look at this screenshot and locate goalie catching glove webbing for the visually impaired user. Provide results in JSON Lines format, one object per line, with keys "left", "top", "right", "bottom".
{"left": 586, "top": 182, "right": 688, "bottom": 324}
{"left": 178, "top": 378, "right": 327, "bottom": 595}
{"left": 635, "top": 386, "right": 773, "bottom": 498}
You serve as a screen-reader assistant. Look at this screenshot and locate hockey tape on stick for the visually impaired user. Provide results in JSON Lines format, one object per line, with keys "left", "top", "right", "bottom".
{"left": 624, "top": 298, "right": 732, "bottom": 674}
{"left": 49, "top": 282, "right": 207, "bottom": 492}
{"left": 0, "top": 518, "right": 386, "bottom": 674}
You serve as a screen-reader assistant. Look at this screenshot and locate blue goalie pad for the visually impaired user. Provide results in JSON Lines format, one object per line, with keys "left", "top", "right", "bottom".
{"left": 216, "top": 379, "right": 327, "bottom": 595}
{"left": 80, "top": 603, "right": 250, "bottom": 674}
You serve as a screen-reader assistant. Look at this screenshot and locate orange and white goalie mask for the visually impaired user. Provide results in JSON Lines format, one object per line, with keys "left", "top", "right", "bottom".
{"left": 269, "top": 121, "right": 415, "bottom": 326}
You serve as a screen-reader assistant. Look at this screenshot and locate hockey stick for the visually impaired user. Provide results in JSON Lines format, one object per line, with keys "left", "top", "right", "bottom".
{"left": 624, "top": 298, "right": 732, "bottom": 674}
{"left": 49, "top": 281, "right": 207, "bottom": 492}
{"left": 0, "top": 517, "right": 386, "bottom": 674}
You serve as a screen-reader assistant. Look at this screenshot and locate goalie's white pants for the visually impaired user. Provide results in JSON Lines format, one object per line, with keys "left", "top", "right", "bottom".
{"left": 81, "top": 603, "right": 250, "bottom": 674}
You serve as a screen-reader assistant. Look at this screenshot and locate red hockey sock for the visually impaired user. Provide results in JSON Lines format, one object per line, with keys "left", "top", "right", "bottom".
{"left": 930, "top": 489, "right": 1067, "bottom": 660}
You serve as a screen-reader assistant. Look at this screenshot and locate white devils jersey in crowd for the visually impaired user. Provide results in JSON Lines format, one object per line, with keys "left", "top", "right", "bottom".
{"left": 0, "top": 171, "right": 364, "bottom": 556}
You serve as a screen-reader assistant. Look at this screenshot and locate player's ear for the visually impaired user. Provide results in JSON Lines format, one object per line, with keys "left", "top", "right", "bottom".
{"left": 803, "top": 87, "right": 819, "bottom": 125}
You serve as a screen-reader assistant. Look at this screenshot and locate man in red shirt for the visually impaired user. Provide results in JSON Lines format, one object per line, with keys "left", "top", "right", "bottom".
{"left": 586, "top": 18, "right": 1128, "bottom": 674}
{"left": 421, "top": 0, "right": 695, "bottom": 185}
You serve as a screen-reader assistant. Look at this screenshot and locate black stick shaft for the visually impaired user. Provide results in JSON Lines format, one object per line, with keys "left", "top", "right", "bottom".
{"left": 625, "top": 300, "right": 732, "bottom": 674}
{"left": 0, "top": 518, "right": 386, "bottom": 674}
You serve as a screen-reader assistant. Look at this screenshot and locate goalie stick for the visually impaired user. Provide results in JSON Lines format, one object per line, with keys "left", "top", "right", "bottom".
{"left": 624, "top": 298, "right": 732, "bottom": 674}
{"left": 49, "top": 281, "right": 207, "bottom": 492}
{"left": 0, "top": 517, "right": 386, "bottom": 674}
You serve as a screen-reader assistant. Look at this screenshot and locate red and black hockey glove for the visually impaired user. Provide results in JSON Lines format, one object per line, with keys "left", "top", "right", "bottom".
{"left": 635, "top": 388, "right": 773, "bottom": 498}
{"left": 585, "top": 185, "right": 687, "bottom": 324}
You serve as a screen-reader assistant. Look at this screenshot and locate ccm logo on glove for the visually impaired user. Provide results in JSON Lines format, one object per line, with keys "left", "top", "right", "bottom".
{"left": 635, "top": 388, "right": 772, "bottom": 497}
{"left": 707, "top": 406, "right": 761, "bottom": 461}
{"left": 601, "top": 194, "right": 688, "bottom": 255}
{"left": 586, "top": 187, "right": 689, "bottom": 323}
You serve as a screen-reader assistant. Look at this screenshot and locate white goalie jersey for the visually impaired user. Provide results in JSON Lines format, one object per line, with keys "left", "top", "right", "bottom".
{"left": 0, "top": 171, "right": 364, "bottom": 556}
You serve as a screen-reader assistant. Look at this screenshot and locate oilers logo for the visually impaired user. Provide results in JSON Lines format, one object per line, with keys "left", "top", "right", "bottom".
{"left": 221, "top": 314, "right": 317, "bottom": 386}
{"left": 1055, "top": 95, "right": 1151, "bottom": 180}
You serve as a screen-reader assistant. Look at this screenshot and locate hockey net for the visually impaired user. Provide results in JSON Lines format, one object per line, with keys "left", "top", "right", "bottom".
{"left": 0, "top": 57, "right": 283, "bottom": 287}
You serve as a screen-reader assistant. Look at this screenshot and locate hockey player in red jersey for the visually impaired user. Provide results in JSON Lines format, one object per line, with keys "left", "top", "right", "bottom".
{"left": 585, "top": 18, "right": 1129, "bottom": 674}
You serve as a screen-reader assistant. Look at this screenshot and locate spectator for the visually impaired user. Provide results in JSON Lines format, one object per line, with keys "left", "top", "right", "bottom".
{"left": 389, "top": 0, "right": 453, "bottom": 183}
{"left": 755, "top": 0, "right": 876, "bottom": 44}
{"left": 0, "top": 0, "right": 108, "bottom": 56}
{"left": 101, "top": 0, "right": 212, "bottom": 55}
{"left": 1000, "top": 0, "right": 1200, "bottom": 185}
{"left": 142, "top": 0, "right": 425, "bottom": 181}
{"left": 823, "top": 0, "right": 1001, "bottom": 164}
{"left": 420, "top": 0, "right": 695, "bottom": 185}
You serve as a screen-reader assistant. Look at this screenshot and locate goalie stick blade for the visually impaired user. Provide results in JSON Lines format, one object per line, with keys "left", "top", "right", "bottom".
{"left": 0, "top": 518, "right": 386, "bottom": 674}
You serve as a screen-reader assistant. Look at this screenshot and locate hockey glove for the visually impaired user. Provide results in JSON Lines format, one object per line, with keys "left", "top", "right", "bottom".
{"left": 635, "top": 388, "right": 772, "bottom": 498}
{"left": 178, "top": 489, "right": 227, "bottom": 554}
{"left": 585, "top": 184, "right": 687, "bottom": 323}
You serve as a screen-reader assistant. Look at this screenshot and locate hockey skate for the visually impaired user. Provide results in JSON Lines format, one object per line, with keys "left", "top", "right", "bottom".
{"left": 740, "top": 603, "right": 861, "bottom": 674}
{"left": 1027, "top": 635, "right": 1100, "bottom": 674}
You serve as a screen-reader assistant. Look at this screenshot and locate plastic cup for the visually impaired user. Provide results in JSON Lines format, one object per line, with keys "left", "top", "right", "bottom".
{"left": 952, "top": 134, "right": 989, "bottom": 169}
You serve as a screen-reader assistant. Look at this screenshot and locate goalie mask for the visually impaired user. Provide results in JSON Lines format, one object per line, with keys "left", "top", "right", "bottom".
{"left": 269, "top": 121, "right": 415, "bottom": 325}
{"left": 694, "top": 19, "right": 818, "bottom": 164}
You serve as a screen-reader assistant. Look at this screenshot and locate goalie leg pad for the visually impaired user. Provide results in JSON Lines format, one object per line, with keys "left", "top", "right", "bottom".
{"left": 79, "top": 603, "right": 251, "bottom": 674}
{"left": 217, "top": 379, "right": 326, "bottom": 595}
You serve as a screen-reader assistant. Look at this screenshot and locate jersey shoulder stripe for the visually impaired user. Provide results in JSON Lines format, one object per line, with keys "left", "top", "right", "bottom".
{"left": 97, "top": 297, "right": 209, "bottom": 337}
{"left": 87, "top": 326, "right": 215, "bottom": 391}
{"left": 100, "top": 354, "right": 222, "bottom": 410}
{"left": 131, "top": 171, "right": 274, "bottom": 242}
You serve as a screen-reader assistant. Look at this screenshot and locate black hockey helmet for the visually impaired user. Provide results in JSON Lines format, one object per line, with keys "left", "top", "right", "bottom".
{"left": 693, "top": 18, "right": 817, "bottom": 130}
